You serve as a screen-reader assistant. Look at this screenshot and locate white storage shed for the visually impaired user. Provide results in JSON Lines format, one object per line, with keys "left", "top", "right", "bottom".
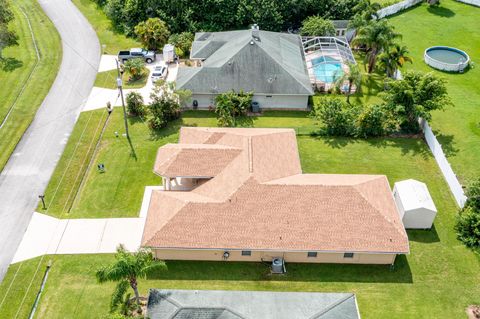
{"left": 393, "top": 179, "right": 437, "bottom": 229}
{"left": 163, "top": 44, "right": 175, "bottom": 63}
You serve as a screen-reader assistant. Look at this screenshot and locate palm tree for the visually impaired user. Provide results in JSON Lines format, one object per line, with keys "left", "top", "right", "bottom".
{"left": 96, "top": 245, "right": 165, "bottom": 307}
{"left": 334, "top": 62, "right": 362, "bottom": 103}
{"left": 378, "top": 44, "right": 413, "bottom": 78}
{"left": 350, "top": 0, "right": 382, "bottom": 28}
{"left": 353, "top": 20, "right": 401, "bottom": 73}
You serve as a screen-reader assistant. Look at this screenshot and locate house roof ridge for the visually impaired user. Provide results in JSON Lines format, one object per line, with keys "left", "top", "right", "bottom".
{"left": 255, "top": 39, "right": 313, "bottom": 95}
{"left": 309, "top": 293, "right": 355, "bottom": 319}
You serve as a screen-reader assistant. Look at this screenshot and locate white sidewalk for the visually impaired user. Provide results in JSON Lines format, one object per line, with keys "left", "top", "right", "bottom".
{"left": 12, "top": 186, "right": 162, "bottom": 263}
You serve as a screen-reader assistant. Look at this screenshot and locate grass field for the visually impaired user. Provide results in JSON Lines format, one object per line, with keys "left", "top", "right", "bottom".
{"left": 388, "top": 0, "right": 480, "bottom": 183}
{"left": 0, "top": 0, "right": 61, "bottom": 171}
{"left": 94, "top": 68, "right": 150, "bottom": 89}
{"left": 72, "top": 0, "right": 140, "bottom": 54}
{"left": 3, "top": 124, "right": 480, "bottom": 318}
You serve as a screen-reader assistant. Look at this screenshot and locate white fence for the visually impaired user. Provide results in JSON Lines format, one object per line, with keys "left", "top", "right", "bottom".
{"left": 377, "top": 0, "right": 423, "bottom": 18}
{"left": 456, "top": 0, "right": 480, "bottom": 6}
{"left": 420, "top": 119, "right": 467, "bottom": 207}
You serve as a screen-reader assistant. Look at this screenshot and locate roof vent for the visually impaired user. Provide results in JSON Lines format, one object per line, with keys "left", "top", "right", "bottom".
{"left": 252, "top": 24, "right": 260, "bottom": 40}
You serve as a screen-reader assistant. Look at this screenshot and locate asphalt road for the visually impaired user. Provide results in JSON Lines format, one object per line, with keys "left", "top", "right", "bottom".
{"left": 0, "top": 0, "right": 100, "bottom": 281}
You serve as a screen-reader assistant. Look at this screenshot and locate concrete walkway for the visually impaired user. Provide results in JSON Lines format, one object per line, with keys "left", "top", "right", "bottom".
{"left": 83, "top": 56, "right": 179, "bottom": 112}
{"left": 0, "top": 0, "right": 100, "bottom": 281}
{"left": 12, "top": 186, "right": 162, "bottom": 263}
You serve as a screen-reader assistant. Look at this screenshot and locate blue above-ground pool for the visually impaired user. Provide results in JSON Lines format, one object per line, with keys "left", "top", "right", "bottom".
{"left": 311, "top": 56, "right": 343, "bottom": 83}
{"left": 424, "top": 46, "right": 470, "bottom": 72}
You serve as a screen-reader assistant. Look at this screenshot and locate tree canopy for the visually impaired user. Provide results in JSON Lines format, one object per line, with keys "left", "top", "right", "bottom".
{"left": 99, "top": 0, "right": 363, "bottom": 35}
{"left": 0, "top": 0, "right": 18, "bottom": 61}
{"left": 134, "top": 17, "right": 170, "bottom": 51}
{"left": 300, "top": 16, "right": 335, "bottom": 36}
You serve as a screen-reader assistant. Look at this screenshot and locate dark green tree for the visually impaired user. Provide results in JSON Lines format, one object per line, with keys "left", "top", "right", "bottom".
{"left": 134, "top": 17, "right": 170, "bottom": 51}
{"left": 382, "top": 71, "right": 451, "bottom": 132}
{"left": 300, "top": 16, "right": 335, "bottom": 36}
{"left": 0, "top": 0, "right": 18, "bottom": 61}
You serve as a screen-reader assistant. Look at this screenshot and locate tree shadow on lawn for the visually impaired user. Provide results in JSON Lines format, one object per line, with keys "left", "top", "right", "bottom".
{"left": 148, "top": 255, "right": 413, "bottom": 284}
{"left": 427, "top": 5, "right": 455, "bottom": 18}
{"left": 1, "top": 57, "right": 23, "bottom": 72}
{"left": 316, "top": 136, "right": 431, "bottom": 159}
{"left": 407, "top": 224, "right": 440, "bottom": 243}
{"left": 432, "top": 131, "right": 459, "bottom": 157}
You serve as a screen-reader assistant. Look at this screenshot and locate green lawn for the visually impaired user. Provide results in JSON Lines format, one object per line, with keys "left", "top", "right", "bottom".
{"left": 388, "top": 0, "right": 480, "bottom": 183}
{"left": 72, "top": 0, "right": 140, "bottom": 54}
{"left": 94, "top": 68, "right": 150, "bottom": 89}
{"left": 0, "top": 0, "right": 61, "bottom": 171}
{"left": 3, "top": 125, "right": 480, "bottom": 318}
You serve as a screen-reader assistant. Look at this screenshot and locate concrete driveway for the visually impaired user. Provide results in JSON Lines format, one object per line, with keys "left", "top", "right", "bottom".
{"left": 83, "top": 56, "right": 179, "bottom": 112}
{"left": 0, "top": 0, "right": 100, "bottom": 281}
{"left": 12, "top": 213, "right": 146, "bottom": 263}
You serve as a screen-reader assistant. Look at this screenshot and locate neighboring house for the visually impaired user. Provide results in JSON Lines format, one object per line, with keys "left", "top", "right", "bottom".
{"left": 176, "top": 25, "right": 314, "bottom": 110}
{"left": 332, "top": 20, "right": 355, "bottom": 42}
{"left": 147, "top": 289, "right": 361, "bottom": 319}
{"left": 142, "top": 127, "right": 409, "bottom": 265}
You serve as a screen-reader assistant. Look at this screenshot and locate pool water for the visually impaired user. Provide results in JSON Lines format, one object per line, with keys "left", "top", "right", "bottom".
{"left": 312, "top": 56, "right": 343, "bottom": 83}
{"left": 427, "top": 48, "right": 468, "bottom": 64}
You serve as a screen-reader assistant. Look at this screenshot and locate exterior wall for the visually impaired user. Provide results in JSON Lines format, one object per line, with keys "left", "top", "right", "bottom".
{"left": 153, "top": 249, "right": 397, "bottom": 265}
{"left": 393, "top": 186, "right": 406, "bottom": 220}
{"left": 403, "top": 208, "right": 436, "bottom": 229}
{"left": 190, "top": 94, "right": 309, "bottom": 110}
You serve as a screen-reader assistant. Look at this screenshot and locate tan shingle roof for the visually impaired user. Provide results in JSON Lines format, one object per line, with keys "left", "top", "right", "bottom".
{"left": 143, "top": 127, "right": 409, "bottom": 254}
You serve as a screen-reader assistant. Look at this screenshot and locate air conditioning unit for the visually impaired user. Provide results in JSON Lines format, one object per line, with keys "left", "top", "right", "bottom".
{"left": 271, "top": 258, "right": 285, "bottom": 274}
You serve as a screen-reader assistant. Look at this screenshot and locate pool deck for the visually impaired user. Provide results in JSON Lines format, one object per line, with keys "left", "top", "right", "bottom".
{"left": 305, "top": 51, "right": 352, "bottom": 91}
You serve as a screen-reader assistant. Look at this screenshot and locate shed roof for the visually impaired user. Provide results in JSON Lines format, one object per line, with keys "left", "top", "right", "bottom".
{"left": 394, "top": 179, "right": 437, "bottom": 212}
{"left": 147, "top": 289, "right": 361, "bottom": 319}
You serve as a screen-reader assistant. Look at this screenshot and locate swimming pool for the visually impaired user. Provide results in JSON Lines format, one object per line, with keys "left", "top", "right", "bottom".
{"left": 424, "top": 46, "right": 470, "bottom": 72}
{"left": 311, "top": 56, "right": 343, "bottom": 83}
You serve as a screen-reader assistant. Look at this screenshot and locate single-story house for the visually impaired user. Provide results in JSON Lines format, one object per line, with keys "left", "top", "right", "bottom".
{"left": 142, "top": 127, "right": 409, "bottom": 265}
{"left": 176, "top": 25, "right": 314, "bottom": 110}
{"left": 147, "top": 289, "right": 361, "bottom": 319}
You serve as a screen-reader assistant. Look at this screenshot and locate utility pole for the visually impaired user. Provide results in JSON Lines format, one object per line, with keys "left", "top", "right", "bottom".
{"left": 115, "top": 59, "right": 129, "bottom": 139}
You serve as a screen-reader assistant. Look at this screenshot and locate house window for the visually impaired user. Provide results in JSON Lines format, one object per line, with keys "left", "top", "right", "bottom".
{"left": 344, "top": 252, "right": 354, "bottom": 258}
{"left": 241, "top": 250, "right": 251, "bottom": 256}
{"left": 307, "top": 252, "right": 317, "bottom": 258}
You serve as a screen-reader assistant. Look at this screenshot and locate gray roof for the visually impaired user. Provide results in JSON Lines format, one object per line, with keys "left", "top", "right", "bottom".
{"left": 177, "top": 30, "right": 313, "bottom": 95}
{"left": 147, "top": 289, "right": 360, "bottom": 319}
{"left": 332, "top": 20, "right": 350, "bottom": 29}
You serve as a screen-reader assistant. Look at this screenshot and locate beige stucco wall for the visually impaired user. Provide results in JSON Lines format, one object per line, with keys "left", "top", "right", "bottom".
{"left": 153, "top": 249, "right": 397, "bottom": 265}
{"left": 189, "top": 94, "right": 309, "bottom": 110}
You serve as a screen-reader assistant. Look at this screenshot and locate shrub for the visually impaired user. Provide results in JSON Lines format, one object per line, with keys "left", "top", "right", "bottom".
{"left": 356, "top": 103, "right": 396, "bottom": 137}
{"left": 147, "top": 81, "right": 181, "bottom": 130}
{"left": 125, "top": 92, "right": 145, "bottom": 116}
{"left": 311, "top": 97, "right": 359, "bottom": 136}
{"left": 214, "top": 90, "right": 253, "bottom": 127}
{"left": 168, "top": 32, "right": 194, "bottom": 58}
{"left": 455, "top": 206, "right": 480, "bottom": 248}
{"left": 465, "top": 178, "right": 480, "bottom": 212}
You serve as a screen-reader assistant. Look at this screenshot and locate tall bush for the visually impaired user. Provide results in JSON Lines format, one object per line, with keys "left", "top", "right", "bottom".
{"left": 134, "top": 18, "right": 170, "bottom": 51}
{"left": 455, "top": 178, "right": 480, "bottom": 249}
{"left": 126, "top": 92, "right": 145, "bottom": 116}
{"left": 214, "top": 90, "right": 253, "bottom": 127}
{"left": 311, "top": 97, "right": 360, "bottom": 136}
{"left": 300, "top": 16, "right": 335, "bottom": 36}
{"left": 382, "top": 71, "right": 451, "bottom": 132}
{"left": 147, "top": 80, "right": 181, "bottom": 130}
{"left": 356, "top": 103, "right": 396, "bottom": 137}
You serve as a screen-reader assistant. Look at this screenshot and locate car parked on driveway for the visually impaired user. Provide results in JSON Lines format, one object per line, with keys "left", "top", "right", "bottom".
{"left": 118, "top": 48, "right": 156, "bottom": 63}
{"left": 151, "top": 65, "right": 168, "bottom": 83}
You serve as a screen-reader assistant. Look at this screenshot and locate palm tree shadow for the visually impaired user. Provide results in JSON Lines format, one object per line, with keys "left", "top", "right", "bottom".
{"left": 427, "top": 6, "right": 455, "bottom": 18}
{"left": 1, "top": 57, "right": 23, "bottom": 72}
